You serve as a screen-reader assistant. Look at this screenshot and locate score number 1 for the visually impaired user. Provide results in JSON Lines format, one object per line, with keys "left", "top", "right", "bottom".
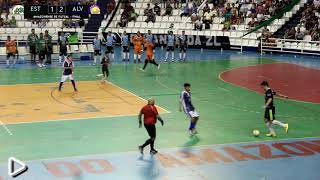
{"left": 48, "top": 6, "right": 66, "bottom": 14}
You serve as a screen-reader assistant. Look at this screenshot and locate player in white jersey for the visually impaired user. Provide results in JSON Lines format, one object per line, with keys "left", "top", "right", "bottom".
{"left": 179, "top": 83, "right": 199, "bottom": 136}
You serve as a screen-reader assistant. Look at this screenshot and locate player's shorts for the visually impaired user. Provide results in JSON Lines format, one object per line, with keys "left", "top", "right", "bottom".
{"left": 134, "top": 47, "right": 142, "bottom": 55}
{"left": 144, "top": 124, "right": 156, "bottom": 138}
{"left": 106, "top": 46, "right": 114, "bottom": 54}
{"left": 167, "top": 46, "right": 174, "bottom": 51}
{"left": 38, "top": 51, "right": 46, "bottom": 60}
{"left": 61, "top": 74, "right": 74, "bottom": 82}
{"left": 123, "top": 46, "right": 129, "bottom": 52}
{"left": 264, "top": 107, "right": 276, "bottom": 121}
{"left": 29, "top": 46, "right": 36, "bottom": 54}
{"left": 179, "top": 45, "right": 187, "bottom": 52}
{"left": 187, "top": 111, "right": 199, "bottom": 118}
{"left": 102, "top": 67, "right": 109, "bottom": 77}
{"left": 59, "top": 48, "right": 67, "bottom": 56}
{"left": 94, "top": 50, "right": 101, "bottom": 56}
{"left": 7, "top": 53, "right": 16, "bottom": 58}
{"left": 146, "top": 53, "right": 153, "bottom": 60}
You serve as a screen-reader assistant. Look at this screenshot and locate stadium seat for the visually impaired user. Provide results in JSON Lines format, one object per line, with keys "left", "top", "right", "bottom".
{"left": 5, "top": 28, "right": 13, "bottom": 34}
{"left": 71, "top": 45, "right": 79, "bottom": 53}
{"left": 0, "top": 28, "right": 5, "bottom": 34}
{"left": 12, "top": 28, "right": 20, "bottom": 34}
{"left": 18, "top": 47, "right": 28, "bottom": 55}
{"left": 52, "top": 45, "right": 59, "bottom": 54}
{"left": 0, "top": 47, "right": 6, "bottom": 56}
{"left": 87, "top": 44, "right": 94, "bottom": 53}
{"left": 25, "top": 22, "right": 32, "bottom": 28}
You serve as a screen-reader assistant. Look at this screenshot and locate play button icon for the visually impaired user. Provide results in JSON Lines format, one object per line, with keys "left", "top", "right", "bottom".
{"left": 8, "top": 157, "right": 28, "bottom": 178}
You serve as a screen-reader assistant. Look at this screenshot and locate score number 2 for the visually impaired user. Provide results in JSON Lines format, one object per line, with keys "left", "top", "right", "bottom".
{"left": 48, "top": 6, "right": 66, "bottom": 14}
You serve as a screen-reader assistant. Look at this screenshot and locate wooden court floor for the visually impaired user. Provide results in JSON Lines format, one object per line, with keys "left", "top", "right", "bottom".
{"left": 0, "top": 81, "right": 168, "bottom": 124}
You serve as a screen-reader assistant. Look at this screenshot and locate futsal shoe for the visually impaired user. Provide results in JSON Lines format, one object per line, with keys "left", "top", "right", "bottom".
{"left": 138, "top": 146, "right": 144, "bottom": 154}
{"left": 139, "top": 68, "right": 145, "bottom": 72}
{"left": 284, "top": 124, "right": 289, "bottom": 134}
{"left": 189, "top": 130, "right": 194, "bottom": 136}
{"left": 266, "top": 133, "right": 277, "bottom": 137}
{"left": 150, "top": 149, "right": 158, "bottom": 155}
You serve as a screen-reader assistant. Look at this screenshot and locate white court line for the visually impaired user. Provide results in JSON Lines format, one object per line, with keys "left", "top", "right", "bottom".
{"left": 0, "top": 120, "right": 13, "bottom": 135}
{"left": 218, "top": 87, "right": 230, "bottom": 92}
{"left": 106, "top": 80, "right": 171, "bottom": 113}
{"left": 2, "top": 135, "right": 319, "bottom": 164}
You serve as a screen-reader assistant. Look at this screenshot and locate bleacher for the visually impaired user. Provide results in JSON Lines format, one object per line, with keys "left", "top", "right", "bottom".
{"left": 105, "top": 0, "right": 307, "bottom": 47}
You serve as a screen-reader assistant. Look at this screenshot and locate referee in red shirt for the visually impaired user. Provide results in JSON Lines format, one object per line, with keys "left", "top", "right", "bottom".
{"left": 138, "top": 99, "right": 164, "bottom": 155}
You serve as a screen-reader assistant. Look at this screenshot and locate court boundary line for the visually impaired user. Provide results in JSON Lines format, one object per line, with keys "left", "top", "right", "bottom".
{"left": 0, "top": 120, "right": 13, "bottom": 135}
{"left": 218, "top": 63, "right": 320, "bottom": 105}
{"left": 106, "top": 81, "right": 170, "bottom": 113}
{"left": 4, "top": 136, "right": 319, "bottom": 164}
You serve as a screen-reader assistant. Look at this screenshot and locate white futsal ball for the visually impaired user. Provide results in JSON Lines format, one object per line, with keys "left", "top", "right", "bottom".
{"left": 253, "top": 130, "right": 260, "bottom": 137}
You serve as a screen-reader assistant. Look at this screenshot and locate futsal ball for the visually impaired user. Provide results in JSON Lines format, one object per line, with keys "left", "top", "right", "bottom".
{"left": 253, "top": 130, "right": 260, "bottom": 137}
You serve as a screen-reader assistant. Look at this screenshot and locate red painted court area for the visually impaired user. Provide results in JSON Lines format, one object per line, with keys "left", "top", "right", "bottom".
{"left": 220, "top": 63, "right": 320, "bottom": 104}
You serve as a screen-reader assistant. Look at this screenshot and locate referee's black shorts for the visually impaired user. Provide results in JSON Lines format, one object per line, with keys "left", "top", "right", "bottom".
{"left": 144, "top": 124, "right": 156, "bottom": 139}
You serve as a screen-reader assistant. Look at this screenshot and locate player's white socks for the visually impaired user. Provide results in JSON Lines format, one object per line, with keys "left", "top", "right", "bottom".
{"left": 179, "top": 53, "right": 182, "bottom": 60}
{"left": 272, "top": 120, "right": 285, "bottom": 127}
{"left": 266, "top": 122, "right": 276, "bottom": 134}
{"left": 111, "top": 53, "right": 115, "bottom": 61}
{"left": 94, "top": 56, "right": 97, "bottom": 64}
{"left": 59, "top": 56, "right": 62, "bottom": 64}
{"left": 126, "top": 53, "right": 130, "bottom": 61}
{"left": 138, "top": 55, "right": 141, "bottom": 61}
{"left": 183, "top": 53, "right": 186, "bottom": 60}
{"left": 165, "top": 52, "right": 169, "bottom": 61}
{"left": 171, "top": 52, "right": 174, "bottom": 61}
{"left": 6, "top": 60, "right": 9, "bottom": 65}
{"left": 122, "top": 52, "right": 126, "bottom": 61}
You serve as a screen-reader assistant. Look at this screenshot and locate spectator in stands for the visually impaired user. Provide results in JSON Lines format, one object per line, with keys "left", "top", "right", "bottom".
{"left": 129, "top": 9, "right": 139, "bottom": 22}
{"left": 222, "top": 20, "right": 231, "bottom": 31}
{"left": 144, "top": 3, "right": 151, "bottom": 16}
{"left": 180, "top": 4, "right": 190, "bottom": 17}
{"left": 8, "top": 16, "right": 16, "bottom": 28}
{"left": 162, "top": 3, "right": 173, "bottom": 16}
{"left": 154, "top": 3, "right": 161, "bottom": 16}
{"left": 117, "top": 12, "right": 129, "bottom": 28}
{"left": 145, "top": 10, "right": 156, "bottom": 23}
{"left": 191, "top": 13, "right": 200, "bottom": 23}
{"left": 191, "top": 2, "right": 197, "bottom": 14}
{"left": 203, "top": 9, "right": 213, "bottom": 24}
{"left": 0, "top": 18, "right": 4, "bottom": 27}
{"left": 248, "top": 18, "right": 258, "bottom": 29}
{"left": 262, "top": 26, "right": 270, "bottom": 39}
{"left": 174, "top": 0, "right": 180, "bottom": 9}
{"left": 287, "top": 27, "right": 296, "bottom": 39}
{"left": 203, "top": 3, "right": 210, "bottom": 13}
{"left": 295, "top": 28, "right": 305, "bottom": 40}
{"left": 79, "top": 18, "right": 85, "bottom": 28}
{"left": 194, "top": 18, "right": 202, "bottom": 31}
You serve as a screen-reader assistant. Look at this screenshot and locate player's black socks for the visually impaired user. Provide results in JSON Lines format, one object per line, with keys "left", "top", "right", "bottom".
{"left": 151, "top": 60, "right": 158, "bottom": 67}
{"left": 58, "top": 82, "right": 63, "bottom": 91}
{"left": 71, "top": 80, "right": 77, "bottom": 91}
{"left": 150, "top": 140, "right": 155, "bottom": 150}
{"left": 142, "top": 139, "right": 152, "bottom": 148}
{"left": 143, "top": 60, "right": 148, "bottom": 70}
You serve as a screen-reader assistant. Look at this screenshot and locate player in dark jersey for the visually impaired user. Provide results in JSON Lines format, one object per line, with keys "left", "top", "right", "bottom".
{"left": 100, "top": 55, "right": 110, "bottom": 82}
{"left": 138, "top": 99, "right": 164, "bottom": 155}
{"left": 58, "top": 32, "right": 69, "bottom": 65}
{"left": 44, "top": 30, "right": 53, "bottom": 64}
{"left": 27, "top": 29, "right": 38, "bottom": 64}
{"left": 36, "top": 33, "right": 46, "bottom": 67}
{"left": 58, "top": 55, "right": 78, "bottom": 92}
{"left": 178, "top": 30, "right": 187, "bottom": 61}
{"left": 261, "top": 81, "right": 289, "bottom": 137}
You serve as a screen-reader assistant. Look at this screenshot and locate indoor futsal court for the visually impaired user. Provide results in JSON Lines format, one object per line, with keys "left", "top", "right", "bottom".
{"left": 0, "top": 50, "right": 320, "bottom": 180}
